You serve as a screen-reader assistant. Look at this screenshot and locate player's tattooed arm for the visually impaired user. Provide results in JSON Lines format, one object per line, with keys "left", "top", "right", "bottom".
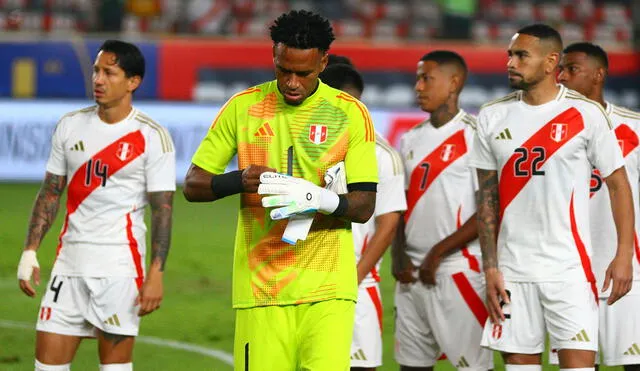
{"left": 24, "top": 172, "right": 67, "bottom": 250}
{"left": 149, "top": 191, "right": 174, "bottom": 271}
{"left": 343, "top": 190, "right": 376, "bottom": 223}
{"left": 476, "top": 169, "right": 499, "bottom": 270}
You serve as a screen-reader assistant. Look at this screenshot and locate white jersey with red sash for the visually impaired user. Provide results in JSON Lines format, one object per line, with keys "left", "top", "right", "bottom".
{"left": 470, "top": 86, "right": 624, "bottom": 287}
{"left": 45, "top": 106, "right": 176, "bottom": 284}
{"left": 399, "top": 109, "right": 481, "bottom": 273}
{"left": 590, "top": 102, "right": 640, "bottom": 296}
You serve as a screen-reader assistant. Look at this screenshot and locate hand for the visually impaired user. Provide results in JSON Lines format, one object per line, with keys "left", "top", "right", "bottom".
{"left": 258, "top": 172, "right": 339, "bottom": 219}
{"left": 242, "top": 165, "right": 276, "bottom": 193}
{"left": 136, "top": 272, "right": 163, "bottom": 316}
{"left": 17, "top": 249, "right": 40, "bottom": 297}
{"left": 485, "top": 267, "right": 509, "bottom": 324}
{"left": 603, "top": 253, "right": 633, "bottom": 305}
{"left": 393, "top": 258, "right": 417, "bottom": 284}
{"left": 419, "top": 247, "right": 443, "bottom": 285}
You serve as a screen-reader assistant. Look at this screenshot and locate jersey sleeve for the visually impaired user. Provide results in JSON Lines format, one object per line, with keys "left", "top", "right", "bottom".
{"left": 344, "top": 103, "right": 378, "bottom": 185}
{"left": 145, "top": 126, "right": 176, "bottom": 192}
{"left": 469, "top": 110, "right": 498, "bottom": 170}
{"left": 587, "top": 109, "right": 624, "bottom": 178}
{"left": 45, "top": 118, "right": 67, "bottom": 176}
{"left": 375, "top": 147, "right": 407, "bottom": 216}
{"left": 191, "top": 98, "right": 239, "bottom": 174}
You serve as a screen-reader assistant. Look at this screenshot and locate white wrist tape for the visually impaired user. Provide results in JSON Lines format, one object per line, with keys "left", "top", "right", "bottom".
{"left": 17, "top": 250, "right": 39, "bottom": 281}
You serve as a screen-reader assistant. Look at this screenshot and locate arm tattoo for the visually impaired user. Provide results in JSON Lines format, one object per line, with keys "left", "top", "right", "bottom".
{"left": 24, "top": 173, "right": 67, "bottom": 249}
{"left": 476, "top": 169, "right": 500, "bottom": 270}
{"left": 149, "top": 191, "right": 174, "bottom": 271}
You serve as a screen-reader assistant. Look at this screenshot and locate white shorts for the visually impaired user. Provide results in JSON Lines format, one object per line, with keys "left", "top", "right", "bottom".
{"left": 395, "top": 269, "right": 493, "bottom": 370}
{"left": 351, "top": 284, "right": 383, "bottom": 368}
{"left": 36, "top": 275, "right": 141, "bottom": 337}
{"left": 549, "top": 282, "right": 640, "bottom": 366}
{"left": 481, "top": 281, "right": 598, "bottom": 354}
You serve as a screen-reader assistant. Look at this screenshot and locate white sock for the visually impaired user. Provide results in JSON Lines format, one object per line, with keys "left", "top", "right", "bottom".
{"left": 99, "top": 363, "right": 133, "bottom": 371}
{"left": 34, "top": 360, "right": 71, "bottom": 371}
{"left": 560, "top": 368, "right": 595, "bottom": 371}
{"left": 505, "top": 365, "right": 542, "bottom": 371}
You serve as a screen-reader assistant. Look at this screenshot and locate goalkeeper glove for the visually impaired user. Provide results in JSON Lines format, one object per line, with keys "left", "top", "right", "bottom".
{"left": 258, "top": 172, "right": 340, "bottom": 220}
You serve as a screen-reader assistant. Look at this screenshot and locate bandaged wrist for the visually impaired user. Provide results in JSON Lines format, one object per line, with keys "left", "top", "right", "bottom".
{"left": 211, "top": 170, "right": 243, "bottom": 199}
{"left": 17, "top": 249, "right": 39, "bottom": 280}
{"left": 318, "top": 187, "right": 340, "bottom": 214}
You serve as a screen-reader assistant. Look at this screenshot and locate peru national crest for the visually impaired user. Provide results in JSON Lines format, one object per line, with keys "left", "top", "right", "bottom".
{"left": 550, "top": 123, "right": 568, "bottom": 143}
{"left": 309, "top": 125, "right": 328, "bottom": 145}
{"left": 116, "top": 142, "right": 133, "bottom": 161}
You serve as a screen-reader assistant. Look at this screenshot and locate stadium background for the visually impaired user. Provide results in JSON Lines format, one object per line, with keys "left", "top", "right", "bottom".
{"left": 0, "top": 0, "right": 638, "bottom": 370}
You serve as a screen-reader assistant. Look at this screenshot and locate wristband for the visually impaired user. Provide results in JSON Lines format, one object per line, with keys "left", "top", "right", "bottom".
{"left": 211, "top": 170, "right": 244, "bottom": 199}
{"left": 331, "top": 194, "right": 348, "bottom": 217}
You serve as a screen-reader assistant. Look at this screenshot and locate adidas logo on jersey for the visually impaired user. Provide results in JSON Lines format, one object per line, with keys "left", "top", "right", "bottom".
{"left": 351, "top": 349, "right": 367, "bottom": 361}
{"left": 254, "top": 122, "right": 275, "bottom": 137}
{"left": 104, "top": 314, "right": 121, "bottom": 327}
{"left": 495, "top": 128, "right": 512, "bottom": 140}
{"left": 456, "top": 356, "right": 470, "bottom": 368}
{"left": 70, "top": 140, "right": 85, "bottom": 151}
{"left": 571, "top": 329, "right": 590, "bottom": 342}
{"left": 624, "top": 343, "right": 640, "bottom": 355}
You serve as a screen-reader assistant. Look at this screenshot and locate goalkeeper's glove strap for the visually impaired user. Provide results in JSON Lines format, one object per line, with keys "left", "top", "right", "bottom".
{"left": 331, "top": 194, "right": 349, "bottom": 217}
{"left": 211, "top": 170, "right": 244, "bottom": 199}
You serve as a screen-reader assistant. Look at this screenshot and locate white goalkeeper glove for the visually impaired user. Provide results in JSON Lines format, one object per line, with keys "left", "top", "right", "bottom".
{"left": 17, "top": 250, "right": 40, "bottom": 281}
{"left": 324, "top": 161, "right": 348, "bottom": 195}
{"left": 258, "top": 172, "right": 340, "bottom": 220}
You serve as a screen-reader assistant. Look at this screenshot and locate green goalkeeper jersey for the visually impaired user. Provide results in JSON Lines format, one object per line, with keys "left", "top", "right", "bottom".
{"left": 192, "top": 80, "right": 378, "bottom": 308}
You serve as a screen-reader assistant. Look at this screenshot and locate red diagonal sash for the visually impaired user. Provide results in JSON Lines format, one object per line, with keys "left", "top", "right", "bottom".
{"left": 66, "top": 131, "right": 145, "bottom": 214}
{"left": 499, "top": 107, "right": 584, "bottom": 218}
{"left": 589, "top": 123, "right": 638, "bottom": 198}
{"left": 405, "top": 129, "right": 467, "bottom": 221}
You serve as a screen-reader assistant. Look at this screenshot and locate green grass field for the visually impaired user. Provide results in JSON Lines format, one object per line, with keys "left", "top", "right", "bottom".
{"left": 0, "top": 183, "right": 618, "bottom": 371}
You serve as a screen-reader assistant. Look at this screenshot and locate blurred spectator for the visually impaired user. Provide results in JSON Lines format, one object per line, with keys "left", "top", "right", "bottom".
{"left": 99, "top": 0, "right": 125, "bottom": 31}
{"left": 438, "top": 0, "right": 477, "bottom": 40}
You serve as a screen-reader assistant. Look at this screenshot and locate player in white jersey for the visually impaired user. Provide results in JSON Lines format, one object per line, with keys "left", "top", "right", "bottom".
{"left": 16, "top": 40, "right": 176, "bottom": 371}
{"left": 320, "top": 61, "right": 407, "bottom": 370}
{"left": 554, "top": 42, "right": 640, "bottom": 371}
{"left": 392, "top": 50, "right": 492, "bottom": 371}
{"left": 470, "top": 24, "right": 634, "bottom": 371}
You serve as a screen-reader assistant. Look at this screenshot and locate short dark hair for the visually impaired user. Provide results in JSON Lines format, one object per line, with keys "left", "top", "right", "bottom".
{"left": 328, "top": 54, "right": 354, "bottom": 67}
{"left": 516, "top": 24, "right": 563, "bottom": 51}
{"left": 319, "top": 63, "right": 364, "bottom": 95}
{"left": 420, "top": 50, "right": 468, "bottom": 75}
{"left": 99, "top": 40, "right": 145, "bottom": 80}
{"left": 270, "top": 10, "right": 335, "bottom": 53}
{"left": 563, "top": 42, "right": 609, "bottom": 72}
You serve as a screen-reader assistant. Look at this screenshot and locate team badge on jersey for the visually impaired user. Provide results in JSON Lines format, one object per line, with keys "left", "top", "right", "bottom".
{"left": 116, "top": 142, "right": 134, "bottom": 161}
{"left": 309, "top": 125, "right": 328, "bottom": 144}
{"left": 440, "top": 144, "right": 457, "bottom": 162}
{"left": 550, "top": 123, "right": 568, "bottom": 143}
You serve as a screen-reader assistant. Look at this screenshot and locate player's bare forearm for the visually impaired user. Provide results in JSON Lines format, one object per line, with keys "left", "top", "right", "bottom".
{"left": 24, "top": 172, "right": 67, "bottom": 251}
{"left": 343, "top": 190, "right": 376, "bottom": 223}
{"left": 149, "top": 191, "right": 173, "bottom": 272}
{"left": 476, "top": 169, "right": 500, "bottom": 270}
{"left": 183, "top": 164, "right": 217, "bottom": 202}
{"left": 357, "top": 212, "right": 401, "bottom": 283}
{"left": 433, "top": 213, "right": 479, "bottom": 257}
{"left": 605, "top": 167, "right": 635, "bottom": 257}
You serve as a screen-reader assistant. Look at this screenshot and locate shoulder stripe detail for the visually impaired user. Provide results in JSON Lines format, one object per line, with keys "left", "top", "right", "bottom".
{"left": 135, "top": 114, "right": 173, "bottom": 153}
{"left": 481, "top": 92, "right": 519, "bottom": 109}
{"left": 337, "top": 92, "right": 375, "bottom": 142}
{"left": 210, "top": 88, "right": 262, "bottom": 130}
{"left": 613, "top": 107, "right": 640, "bottom": 120}
{"left": 60, "top": 105, "right": 96, "bottom": 120}
{"left": 376, "top": 135, "right": 403, "bottom": 176}
{"left": 461, "top": 115, "right": 477, "bottom": 130}
{"left": 566, "top": 95, "right": 613, "bottom": 129}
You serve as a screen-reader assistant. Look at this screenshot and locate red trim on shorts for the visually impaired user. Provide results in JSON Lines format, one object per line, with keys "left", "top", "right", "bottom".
{"left": 569, "top": 192, "right": 598, "bottom": 304}
{"left": 452, "top": 272, "right": 488, "bottom": 326}
{"left": 634, "top": 233, "right": 640, "bottom": 266}
{"left": 366, "top": 286, "right": 383, "bottom": 331}
{"left": 457, "top": 205, "right": 480, "bottom": 273}
{"left": 126, "top": 213, "right": 144, "bottom": 290}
